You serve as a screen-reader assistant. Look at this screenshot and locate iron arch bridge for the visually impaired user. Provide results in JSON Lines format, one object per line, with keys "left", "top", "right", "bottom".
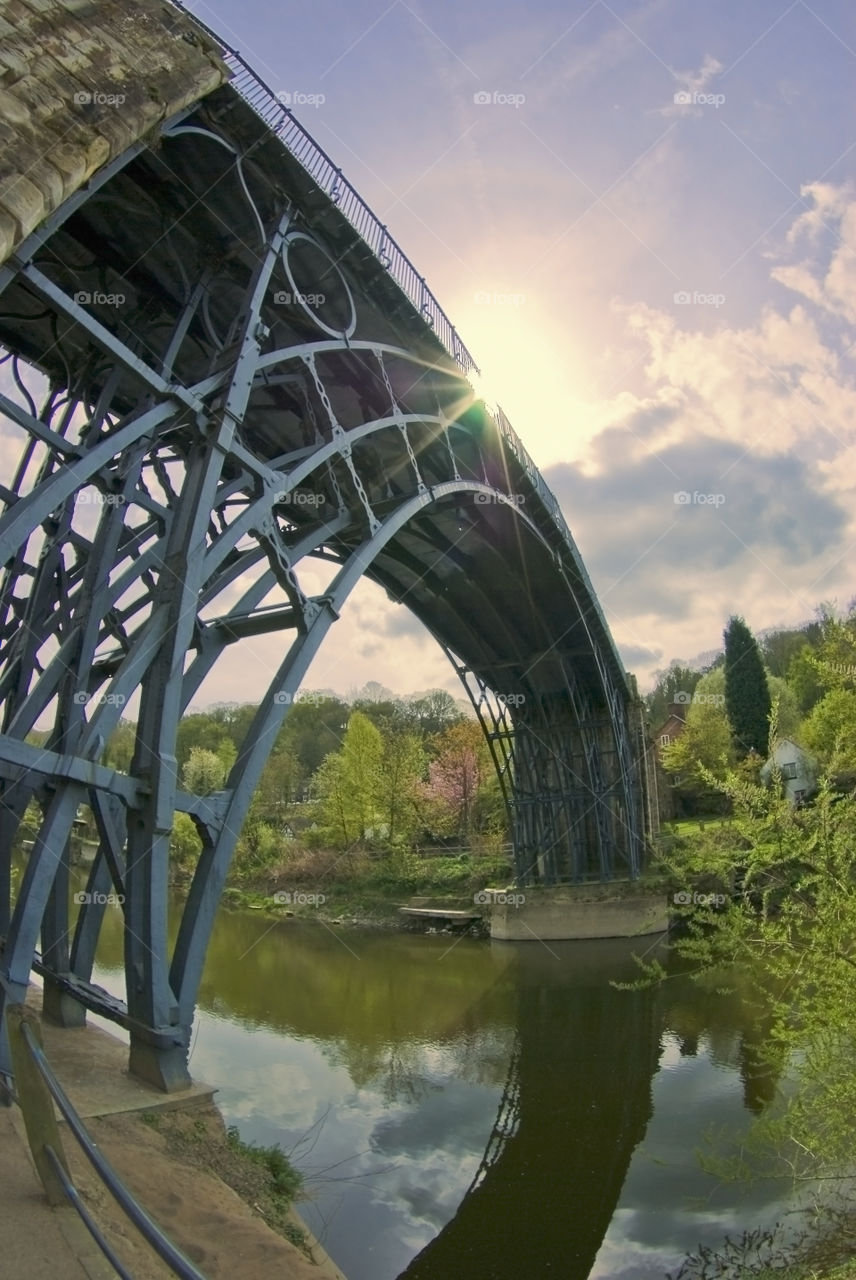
{"left": 0, "top": 1, "right": 651, "bottom": 1090}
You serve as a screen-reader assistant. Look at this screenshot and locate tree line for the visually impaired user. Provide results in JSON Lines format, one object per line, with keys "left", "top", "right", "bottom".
{"left": 98, "top": 684, "right": 508, "bottom": 876}
{"left": 647, "top": 602, "right": 856, "bottom": 813}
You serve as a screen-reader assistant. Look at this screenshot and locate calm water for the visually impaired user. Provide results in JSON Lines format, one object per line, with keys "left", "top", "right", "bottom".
{"left": 78, "top": 900, "right": 800, "bottom": 1280}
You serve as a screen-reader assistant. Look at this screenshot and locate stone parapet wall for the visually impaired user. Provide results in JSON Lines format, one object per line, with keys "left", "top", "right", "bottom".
{"left": 0, "top": 0, "right": 228, "bottom": 264}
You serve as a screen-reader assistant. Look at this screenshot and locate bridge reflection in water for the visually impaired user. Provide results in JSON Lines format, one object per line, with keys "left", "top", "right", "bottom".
{"left": 399, "top": 937, "right": 662, "bottom": 1280}
{"left": 81, "top": 900, "right": 780, "bottom": 1280}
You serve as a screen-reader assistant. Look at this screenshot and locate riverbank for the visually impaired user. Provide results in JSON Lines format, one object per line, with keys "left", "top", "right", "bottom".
{"left": 5, "top": 994, "right": 345, "bottom": 1280}
{"left": 205, "top": 848, "right": 676, "bottom": 936}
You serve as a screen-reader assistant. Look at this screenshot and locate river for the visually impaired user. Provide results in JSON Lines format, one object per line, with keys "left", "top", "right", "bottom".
{"left": 76, "top": 898, "right": 802, "bottom": 1279}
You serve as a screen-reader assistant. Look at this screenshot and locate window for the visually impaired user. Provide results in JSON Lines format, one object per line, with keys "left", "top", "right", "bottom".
{"left": 781, "top": 761, "right": 798, "bottom": 779}
{"left": 794, "top": 790, "right": 806, "bottom": 803}
{"left": 660, "top": 734, "right": 671, "bottom": 747}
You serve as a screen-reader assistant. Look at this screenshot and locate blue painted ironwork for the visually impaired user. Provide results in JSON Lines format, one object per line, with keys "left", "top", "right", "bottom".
{"left": 167, "top": 0, "right": 480, "bottom": 377}
{"left": 0, "top": 4, "right": 650, "bottom": 1096}
{"left": 15, "top": 1014, "right": 206, "bottom": 1279}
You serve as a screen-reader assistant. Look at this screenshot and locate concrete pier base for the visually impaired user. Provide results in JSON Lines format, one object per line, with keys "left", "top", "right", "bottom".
{"left": 487, "top": 886, "right": 669, "bottom": 941}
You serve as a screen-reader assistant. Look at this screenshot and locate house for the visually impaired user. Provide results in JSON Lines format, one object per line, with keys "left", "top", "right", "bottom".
{"left": 650, "top": 701, "right": 688, "bottom": 821}
{"left": 759, "top": 738, "right": 818, "bottom": 805}
{"left": 653, "top": 701, "right": 688, "bottom": 757}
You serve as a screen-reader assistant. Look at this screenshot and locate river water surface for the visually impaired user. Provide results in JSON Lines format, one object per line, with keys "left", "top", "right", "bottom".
{"left": 85, "top": 902, "right": 798, "bottom": 1280}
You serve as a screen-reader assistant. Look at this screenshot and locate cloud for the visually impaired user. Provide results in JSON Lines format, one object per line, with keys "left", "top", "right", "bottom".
{"left": 772, "top": 181, "right": 856, "bottom": 325}
{"left": 659, "top": 53, "right": 724, "bottom": 116}
{"left": 536, "top": 187, "right": 856, "bottom": 682}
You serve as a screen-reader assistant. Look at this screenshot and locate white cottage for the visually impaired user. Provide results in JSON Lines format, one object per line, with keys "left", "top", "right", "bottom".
{"left": 760, "top": 738, "right": 818, "bottom": 805}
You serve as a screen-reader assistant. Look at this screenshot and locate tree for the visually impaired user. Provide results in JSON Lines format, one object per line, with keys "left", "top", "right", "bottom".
{"left": 377, "top": 730, "right": 424, "bottom": 844}
{"left": 256, "top": 748, "right": 303, "bottom": 824}
{"left": 423, "top": 721, "right": 490, "bottom": 842}
{"left": 802, "top": 688, "right": 856, "bottom": 792}
{"left": 175, "top": 713, "right": 234, "bottom": 772}
{"left": 648, "top": 772, "right": 856, "bottom": 1188}
{"left": 761, "top": 627, "right": 814, "bottom": 679}
{"left": 646, "top": 663, "right": 703, "bottom": 728}
{"left": 104, "top": 719, "right": 135, "bottom": 772}
{"left": 170, "top": 812, "right": 202, "bottom": 873}
{"left": 724, "top": 616, "right": 771, "bottom": 758}
{"left": 764, "top": 675, "right": 801, "bottom": 740}
{"left": 311, "top": 711, "right": 383, "bottom": 847}
{"left": 411, "top": 689, "right": 463, "bottom": 737}
{"left": 661, "top": 669, "right": 735, "bottom": 809}
{"left": 181, "top": 746, "right": 226, "bottom": 795}
{"left": 277, "top": 695, "right": 349, "bottom": 776}
{"left": 787, "top": 644, "right": 825, "bottom": 715}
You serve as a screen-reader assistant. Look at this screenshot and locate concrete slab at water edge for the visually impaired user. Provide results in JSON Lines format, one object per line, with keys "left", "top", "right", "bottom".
{"left": 489, "top": 888, "right": 670, "bottom": 940}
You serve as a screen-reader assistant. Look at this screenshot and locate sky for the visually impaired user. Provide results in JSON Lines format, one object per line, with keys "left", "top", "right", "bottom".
{"left": 9, "top": 0, "right": 856, "bottom": 706}
{"left": 182, "top": 0, "right": 856, "bottom": 700}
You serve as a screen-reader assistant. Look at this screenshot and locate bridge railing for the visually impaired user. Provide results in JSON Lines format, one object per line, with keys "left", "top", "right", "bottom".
{"left": 166, "top": 1, "right": 630, "bottom": 693}
{"left": 4, "top": 998, "right": 206, "bottom": 1280}
{"left": 168, "top": 0, "right": 479, "bottom": 376}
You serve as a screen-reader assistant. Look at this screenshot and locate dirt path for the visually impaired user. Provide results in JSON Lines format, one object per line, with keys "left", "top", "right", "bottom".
{"left": 60, "top": 1105, "right": 346, "bottom": 1280}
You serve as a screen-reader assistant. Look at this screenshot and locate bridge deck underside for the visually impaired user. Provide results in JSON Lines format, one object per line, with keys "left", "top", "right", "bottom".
{"left": 0, "top": 84, "right": 647, "bottom": 1088}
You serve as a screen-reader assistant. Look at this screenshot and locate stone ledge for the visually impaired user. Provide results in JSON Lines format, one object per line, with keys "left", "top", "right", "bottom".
{"left": 489, "top": 890, "right": 670, "bottom": 940}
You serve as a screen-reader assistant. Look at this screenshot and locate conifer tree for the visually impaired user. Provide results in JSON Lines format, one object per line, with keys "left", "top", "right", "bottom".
{"left": 724, "top": 616, "right": 771, "bottom": 758}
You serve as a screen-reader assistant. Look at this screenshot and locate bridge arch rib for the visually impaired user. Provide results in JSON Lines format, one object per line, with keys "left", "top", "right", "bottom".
{"left": 0, "top": 6, "right": 650, "bottom": 1091}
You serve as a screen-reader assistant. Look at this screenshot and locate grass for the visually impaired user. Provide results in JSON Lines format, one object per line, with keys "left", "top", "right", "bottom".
{"left": 221, "top": 847, "right": 516, "bottom": 926}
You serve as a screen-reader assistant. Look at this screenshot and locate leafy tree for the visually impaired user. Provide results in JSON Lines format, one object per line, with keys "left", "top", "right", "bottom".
{"left": 786, "top": 644, "right": 825, "bottom": 715}
{"left": 104, "top": 719, "right": 135, "bottom": 772}
{"left": 377, "top": 730, "right": 424, "bottom": 844}
{"left": 802, "top": 688, "right": 856, "bottom": 792}
{"left": 761, "top": 627, "right": 814, "bottom": 679}
{"left": 661, "top": 669, "right": 734, "bottom": 808}
{"left": 411, "top": 689, "right": 463, "bottom": 736}
{"left": 311, "top": 711, "right": 383, "bottom": 847}
{"left": 277, "top": 695, "right": 349, "bottom": 776}
{"left": 176, "top": 713, "right": 234, "bottom": 772}
{"left": 646, "top": 663, "right": 703, "bottom": 728}
{"left": 647, "top": 769, "right": 856, "bottom": 1187}
{"left": 170, "top": 812, "right": 202, "bottom": 873}
{"left": 181, "top": 746, "right": 226, "bottom": 795}
{"left": 724, "top": 616, "right": 771, "bottom": 758}
{"left": 423, "top": 721, "right": 490, "bottom": 841}
{"left": 256, "top": 748, "right": 303, "bottom": 824}
{"left": 764, "top": 675, "right": 800, "bottom": 740}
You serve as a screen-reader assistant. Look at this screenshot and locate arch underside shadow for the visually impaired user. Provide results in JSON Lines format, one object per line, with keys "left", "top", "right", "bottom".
{"left": 399, "top": 942, "right": 662, "bottom": 1280}
{"left": 0, "top": 86, "right": 648, "bottom": 1089}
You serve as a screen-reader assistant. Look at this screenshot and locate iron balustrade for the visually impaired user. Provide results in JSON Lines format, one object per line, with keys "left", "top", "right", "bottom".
{"left": 7, "top": 1004, "right": 208, "bottom": 1280}
{"left": 166, "top": 0, "right": 630, "bottom": 692}
{"left": 168, "top": 0, "right": 479, "bottom": 376}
